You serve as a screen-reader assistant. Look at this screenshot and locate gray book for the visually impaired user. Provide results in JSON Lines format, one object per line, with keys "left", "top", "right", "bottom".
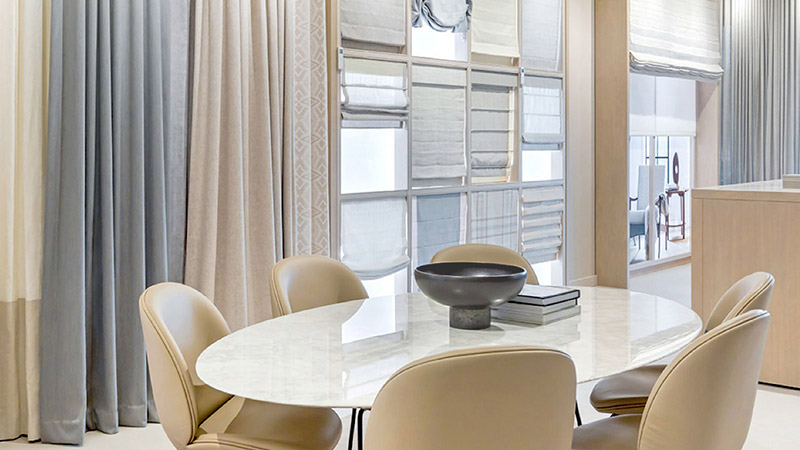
{"left": 491, "top": 305, "right": 581, "bottom": 325}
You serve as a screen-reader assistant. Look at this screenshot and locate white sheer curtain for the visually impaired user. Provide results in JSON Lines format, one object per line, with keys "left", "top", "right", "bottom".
{"left": 0, "top": 0, "right": 49, "bottom": 441}
{"left": 522, "top": 0, "right": 562, "bottom": 71}
{"left": 522, "top": 75, "right": 564, "bottom": 145}
{"left": 341, "top": 58, "right": 408, "bottom": 121}
{"left": 341, "top": 198, "right": 409, "bottom": 279}
{"left": 470, "top": 190, "right": 519, "bottom": 250}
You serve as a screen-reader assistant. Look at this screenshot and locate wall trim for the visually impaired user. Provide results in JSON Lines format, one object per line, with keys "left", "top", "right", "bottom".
{"left": 568, "top": 275, "right": 598, "bottom": 286}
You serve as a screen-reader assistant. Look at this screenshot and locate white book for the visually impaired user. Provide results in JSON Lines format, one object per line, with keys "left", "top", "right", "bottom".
{"left": 514, "top": 285, "right": 580, "bottom": 306}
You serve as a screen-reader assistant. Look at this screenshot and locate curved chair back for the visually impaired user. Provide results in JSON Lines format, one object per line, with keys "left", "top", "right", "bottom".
{"left": 431, "top": 243, "right": 539, "bottom": 284}
{"left": 270, "top": 255, "right": 368, "bottom": 317}
{"left": 365, "top": 346, "right": 576, "bottom": 450}
{"left": 638, "top": 310, "right": 771, "bottom": 450}
{"left": 139, "top": 283, "right": 233, "bottom": 450}
{"left": 704, "top": 272, "right": 774, "bottom": 332}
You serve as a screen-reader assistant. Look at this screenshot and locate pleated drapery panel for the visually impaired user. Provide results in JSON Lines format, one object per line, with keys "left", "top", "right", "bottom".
{"left": 470, "top": 190, "right": 519, "bottom": 250}
{"left": 522, "top": 75, "right": 564, "bottom": 145}
{"left": 186, "top": 0, "right": 330, "bottom": 329}
{"left": 414, "top": 194, "right": 465, "bottom": 266}
{"left": 521, "top": 185, "right": 564, "bottom": 264}
{"left": 341, "top": 58, "right": 409, "bottom": 122}
{"left": 40, "top": 0, "right": 190, "bottom": 445}
{"left": 341, "top": 198, "right": 410, "bottom": 279}
{"left": 471, "top": 0, "right": 519, "bottom": 57}
{"left": 721, "top": 0, "right": 800, "bottom": 184}
{"left": 0, "top": 0, "right": 49, "bottom": 442}
{"left": 629, "top": 0, "right": 723, "bottom": 81}
{"left": 521, "top": 0, "right": 562, "bottom": 72}
{"left": 471, "top": 71, "right": 517, "bottom": 179}
{"left": 412, "top": 0, "right": 471, "bottom": 32}
{"left": 340, "top": 0, "right": 406, "bottom": 47}
{"left": 412, "top": 65, "right": 467, "bottom": 183}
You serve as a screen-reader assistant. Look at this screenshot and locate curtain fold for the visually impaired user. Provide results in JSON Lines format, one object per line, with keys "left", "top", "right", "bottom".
{"left": 39, "top": 0, "right": 190, "bottom": 444}
{"left": 185, "top": 0, "right": 329, "bottom": 330}
{"left": 0, "top": 0, "right": 50, "bottom": 442}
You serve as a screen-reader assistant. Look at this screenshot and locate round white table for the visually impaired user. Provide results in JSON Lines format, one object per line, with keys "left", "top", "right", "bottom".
{"left": 196, "top": 287, "right": 701, "bottom": 409}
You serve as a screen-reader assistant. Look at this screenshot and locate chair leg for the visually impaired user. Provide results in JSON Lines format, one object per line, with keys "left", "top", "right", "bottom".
{"left": 357, "top": 408, "right": 366, "bottom": 450}
{"left": 348, "top": 409, "right": 357, "bottom": 450}
{"left": 575, "top": 401, "right": 583, "bottom": 426}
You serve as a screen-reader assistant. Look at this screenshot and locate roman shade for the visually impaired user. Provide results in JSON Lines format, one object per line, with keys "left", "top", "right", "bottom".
{"left": 411, "top": 65, "right": 467, "bottom": 182}
{"left": 471, "top": 0, "right": 519, "bottom": 57}
{"left": 340, "top": 0, "right": 406, "bottom": 47}
{"left": 412, "top": 0, "right": 471, "bottom": 32}
{"left": 341, "top": 58, "right": 408, "bottom": 123}
{"left": 522, "top": 75, "right": 564, "bottom": 145}
{"left": 522, "top": 0, "right": 562, "bottom": 72}
{"left": 629, "top": 73, "right": 697, "bottom": 136}
{"left": 341, "top": 198, "right": 410, "bottom": 279}
{"left": 471, "top": 190, "right": 519, "bottom": 250}
{"left": 471, "top": 71, "right": 517, "bottom": 179}
{"left": 415, "top": 194, "right": 465, "bottom": 265}
{"left": 521, "top": 185, "right": 564, "bottom": 263}
{"left": 629, "top": 0, "right": 723, "bottom": 81}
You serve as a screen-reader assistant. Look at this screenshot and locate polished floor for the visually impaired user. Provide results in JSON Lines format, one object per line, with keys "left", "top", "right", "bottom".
{"left": 5, "top": 264, "right": 800, "bottom": 450}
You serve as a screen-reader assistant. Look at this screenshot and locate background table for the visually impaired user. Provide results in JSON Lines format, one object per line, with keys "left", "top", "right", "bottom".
{"left": 197, "top": 287, "right": 701, "bottom": 409}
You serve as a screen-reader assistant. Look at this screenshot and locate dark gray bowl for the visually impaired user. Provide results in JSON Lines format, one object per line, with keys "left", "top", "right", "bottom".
{"left": 414, "top": 262, "right": 527, "bottom": 330}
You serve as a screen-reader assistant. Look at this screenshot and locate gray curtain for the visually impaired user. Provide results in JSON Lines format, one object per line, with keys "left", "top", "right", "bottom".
{"left": 39, "top": 0, "right": 190, "bottom": 445}
{"left": 721, "top": 0, "right": 800, "bottom": 184}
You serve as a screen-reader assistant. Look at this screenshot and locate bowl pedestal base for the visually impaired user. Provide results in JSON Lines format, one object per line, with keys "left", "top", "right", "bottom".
{"left": 450, "top": 307, "right": 491, "bottom": 330}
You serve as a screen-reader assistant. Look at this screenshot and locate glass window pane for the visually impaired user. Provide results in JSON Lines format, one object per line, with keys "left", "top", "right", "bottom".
{"left": 341, "top": 127, "right": 408, "bottom": 194}
{"left": 531, "top": 260, "right": 563, "bottom": 285}
{"left": 470, "top": 189, "right": 519, "bottom": 250}
{"left": 411, "top": 22, "right": 467, "bottom": 61}
{"left": 521, "top": 150, "right": 564, "bottom": 182}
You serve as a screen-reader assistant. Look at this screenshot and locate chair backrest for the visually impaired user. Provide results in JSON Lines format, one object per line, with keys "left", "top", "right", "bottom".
{"left": 704, "top": 272, "right": 774, "bottom": 332}
{"left": 635, "top": 164, "right": 666, "bottom": 211}
{"left": 365, "top": 346, "right": 576, "bottom": 450}
{"left": 638, "top": 310, "right": 771, "bottom": 450}
{"left": 139, "top": 283, "right": 233, "bottom": 449}
{"left": 431, "top": 243, "right": 539, "bottom": 284}
{"left": 270, "top": 254, "right": 368, "bottom": 317}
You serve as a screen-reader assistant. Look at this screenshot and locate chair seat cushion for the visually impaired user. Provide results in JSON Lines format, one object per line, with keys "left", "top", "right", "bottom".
{"left": 572, "top": 414, "right": 641, "bottom": 450}
{"left": 589, "top": 364, "right": 666, "bottom": 415}
{"left": 191, "top": 396, "right": 342, "bottom": 450}
{"left": 628, "top": 210, "right": 646, "bottom": 225}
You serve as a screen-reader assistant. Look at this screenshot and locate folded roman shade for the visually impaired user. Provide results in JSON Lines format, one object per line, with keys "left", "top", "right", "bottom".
{"left": 340, "top": 0, "right": 406, "bottom": 47}
{"left": 411, "top": 65, "right": 467, "bottom": 182}
{"left": 341, "top": 198, "right": 410, "bottom": 279}
{"left": 471, "top": 0, "right": 519, "bottom": 57}
{"left": 522, "top": 0, "right": 563, "bottom": 71}
{"left": 521, "top": 185, "right": 564, "bottom": 263}
{"left": 522, "top": 75, "right": 564, "bottom": 145}
{"left": 629, "top": 0, "right": 723, "bottom": 81}
{"left": 471, "top": 71, "right": 517, "bottom": 178}
{"left": 629, "top": 73, "right": 697, "bottom": 136}
{"left": 415, "top": 194, "right": 465, "bottom": 265}
{"left": 412, "top": 0, "right": 472, "bottom": 32}
{"left": 341, "top": 58, "right": 409, "bottom": 124}
{"left": 471, "top": 190, "right": 519, "bottom": 250}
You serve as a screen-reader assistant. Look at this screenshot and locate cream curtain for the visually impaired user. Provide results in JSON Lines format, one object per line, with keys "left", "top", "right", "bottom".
{"left": 186, "top": 0, "right": 329, "bottom": 330}
{"left": 0, "top": 0, "right": 49, "bottom": 441}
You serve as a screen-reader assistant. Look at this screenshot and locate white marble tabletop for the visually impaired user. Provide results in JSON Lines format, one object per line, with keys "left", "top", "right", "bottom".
{"left": 196, "top": 287, "right": 702, "bottom": 409}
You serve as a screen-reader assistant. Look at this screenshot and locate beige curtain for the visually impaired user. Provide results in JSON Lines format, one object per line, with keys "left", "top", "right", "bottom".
{"left": 0, "top": 0, "right": 50, "bottom": 442}
{"left": 186, "top": 0, "right": 329, "bottom": 330}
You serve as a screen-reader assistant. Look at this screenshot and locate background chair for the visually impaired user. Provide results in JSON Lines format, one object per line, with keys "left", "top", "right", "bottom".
{"left": 573, "top": 310, "right": 771, "bottom": 450}
{"left": 431, "top": 243, "right": 539, "bottom": 284}
{"left": 629, "top": 164, "right": 666, "bottom": 257}
{"left": 590, "top": 272, "right": 774, "bottom": 416}
{"left": 270, "top": 254, "right": 368, "bottom": 317}
{"left": 365, "top": 346, "right": 576, "bottom": 450}
{"left": 139, "top": 282, "right": 342, "bottom": 450}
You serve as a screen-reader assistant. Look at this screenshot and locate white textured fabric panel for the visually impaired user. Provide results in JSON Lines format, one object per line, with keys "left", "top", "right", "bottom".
{"left": 340, "top": 0, "right": 406, "bottom": 47}
{"left": 471, "top": 190, "right": 519, "bottom": 250}
{"left": 522, "top": 75, "right": 564, "bottom": 144}
{"left": 471, "top": 0, "right": 519, "bottom": 57}
{"left": 413, "top": 64, "right": 467, "bottom": 86}
{"left": 629, "top": 73, "right": 697, "bottom": 136}
{"left": 471, "top": 71, "right": 515, "bottom": 178}
{"left": 522, "top": 0, "right": 563, "bottom": 71}
{"left": 342, "top": 58, "right": 408, "bottom": 117}
{"left": 629, "top": 0, "right": 723, "bottom": 81}
{"left": 521, "top": 185, "right": 564, "bottom": 263}
{"left": 341, "top": 198, "right": 410, "bottom": 279}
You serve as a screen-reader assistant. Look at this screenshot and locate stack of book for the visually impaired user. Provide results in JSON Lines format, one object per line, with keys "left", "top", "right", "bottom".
{"left": 491, "top": 285, "right": 581, "bottom": 325}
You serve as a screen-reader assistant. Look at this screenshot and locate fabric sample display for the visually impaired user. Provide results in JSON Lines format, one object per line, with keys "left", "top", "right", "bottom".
{"left": 471, "top": 0, "right": 519, "bottom": 57}
{"left": 412, "top": 65, "right": 467, "bottom": 182}
{"left": 341, "top": 198, "right": 410, "bottom": 279}
{"left": 522, "top": 0, "right": 562, "bottom": 71}
{"left": 415, "top": 194, "right": 464, "bottom": 265}
{"left": 629, "top": 0, "right": 723, "bottom": 81}
{"left": 521, "top": 185, "right": 564, "bottom": 263}
{"left": 341, "top": 0, "right": 406, "bottom": 47}
{"left": 341, "top": 58, "right": 408, "bottom": 121}
{"left": 470, "top": 190, "right": 519, "bottom": 250}
{"left": 471, "top": 71, "right": 517, "bottom": 179}
{"left": 412, "top": 0, "right": 471, "bottom": 32}
{"left": 522, "top": 75, "right": 564, "bottom": 145}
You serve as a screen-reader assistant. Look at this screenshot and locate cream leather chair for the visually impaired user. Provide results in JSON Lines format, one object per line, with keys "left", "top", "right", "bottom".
{"left": 431, "top": 243, "right": 539, "bottom": 285}
{"left": 270, "top": 254, "right": 368, "bottom": 317}
{"left": 589, "top": 272, "right": 773, "bottom": 416}
{"left": 139, "top": 282, "right": 342, "bottom": 450}
{"left": 364, "top": 346, "right": 576, "bottom": 450}
{"left": 573, "top": 309, "right": 771, "bottom": 450}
